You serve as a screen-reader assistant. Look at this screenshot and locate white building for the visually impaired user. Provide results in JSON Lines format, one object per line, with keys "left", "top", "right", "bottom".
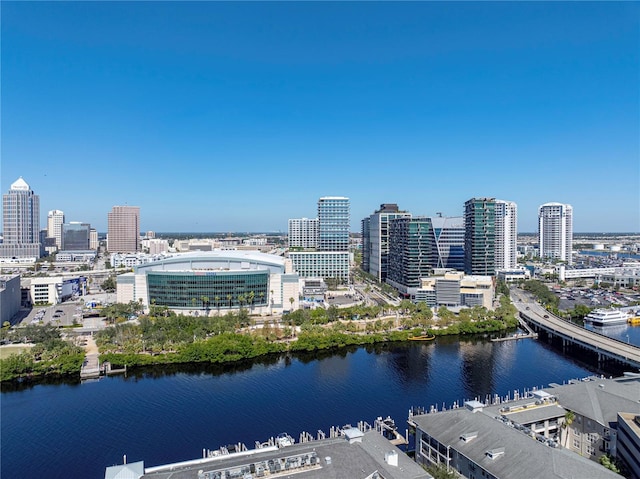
{"left": 495, "top": 200, "right": 518, "bottom": 269}
{"left": 115, "top": 251, "right": 300, "bottom": 315}
{"left": 539, "top": 203, "right": 573, "bottom": 265}
{"left": 288, "top": 251, "right": 350, "bottom": 282}
{"left": 47, "top": 209, "right": 65, "bottom": 249}
{"left": 415, "top": 271, "right": 494, "bottom": 309}
{"left": 0, "top": 177, "right": 41, "bottom": 260}
{"left": 288, "top": 218, "right": 318, "bottom": 249}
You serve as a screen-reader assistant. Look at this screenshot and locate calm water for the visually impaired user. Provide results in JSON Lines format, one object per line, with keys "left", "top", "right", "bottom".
{"left": 0, "top": 336, "right": 631, "bottom": 479}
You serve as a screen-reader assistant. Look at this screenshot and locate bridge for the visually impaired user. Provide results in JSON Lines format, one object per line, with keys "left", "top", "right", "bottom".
{"left": 510, "top": 287, "right": 640, "bottom": 371}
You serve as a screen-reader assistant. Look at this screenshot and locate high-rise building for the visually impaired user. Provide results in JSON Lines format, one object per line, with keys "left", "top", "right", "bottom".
{"left": 47, "top": 209, "right": 65, "bottom": 249}
{"left": 387, "top": 216, "right": 435, "bottom": 296}
{"left": 107, "top": 206, "right": 140, "bottom": 253}
{"left": 494, "top": 200, "right": 518, "bottom": 270}
{"left": 317, "top": 196, "right": 350, "bottom": 252}
{"left": 62, "top": 222, "right": 91, "bottom": 250}
{"left": 430, "top": 215, "right": 465, "bottom": 270}
{"left": 0, "top": 177, "right": 41, "bottom": 259}
{"left": 464, "top": 197, "right": 496, "bottom": 276}
{"left": 362, "top": 204, "right": 411, "bottom": 282}
{"left": 288, "top": 218, "right": 319, "bottom": 249}
{"left": 538, "top": 202, "right": 573, "bottom": 265}
{"left": 361, "top": 216, "right": 371, "bottom": 274}
{"left": 90, "top": 228, "right": 98, "bottom": 250}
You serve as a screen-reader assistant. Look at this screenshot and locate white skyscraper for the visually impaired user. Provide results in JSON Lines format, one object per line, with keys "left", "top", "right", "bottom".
{"left": 495, "top": 200, "right": 518, "bottom": 270}
{"left": 538, "top": 203, "right": 573, "bottom": 265}
{"left": 0, "top": 177, "right": 41, "bottom": 259}
{"left": 288, "top": 218, "right": 318, "bottom": 248}
{"left": 47, "top": 209, "right": 65, "bottom": 249}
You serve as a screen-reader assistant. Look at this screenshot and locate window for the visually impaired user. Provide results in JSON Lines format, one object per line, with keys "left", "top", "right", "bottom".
{"left": 573, "top": 438, "right": 581, "bottom": 449}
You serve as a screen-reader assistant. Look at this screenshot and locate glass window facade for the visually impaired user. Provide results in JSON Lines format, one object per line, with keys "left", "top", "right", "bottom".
{"left": 147, "top": 271, "right": 269, "bottom": 309}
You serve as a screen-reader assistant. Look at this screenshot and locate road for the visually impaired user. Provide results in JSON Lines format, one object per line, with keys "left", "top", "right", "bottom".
{"left": 510, "top": 288, "right": 640, "bottom": 369}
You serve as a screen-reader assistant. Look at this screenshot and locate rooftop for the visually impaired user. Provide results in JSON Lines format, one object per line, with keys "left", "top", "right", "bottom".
{"left": 108, "top": 431, "right": 431, "bottom": 479}
{"left": 544, "top": 375, "right": 640, "bottom": 426}
{"left": 412, "top": 407, "right": 620, "bottom": 479}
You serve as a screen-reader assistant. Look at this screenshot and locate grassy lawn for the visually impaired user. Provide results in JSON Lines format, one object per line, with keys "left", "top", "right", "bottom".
{"left": 0, "top": 343, "right": 34, "bottom": 359}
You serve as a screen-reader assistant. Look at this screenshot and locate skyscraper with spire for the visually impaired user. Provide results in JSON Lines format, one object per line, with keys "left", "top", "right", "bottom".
{"left": 0, "top": 177, "right": 41, "bottom": 259}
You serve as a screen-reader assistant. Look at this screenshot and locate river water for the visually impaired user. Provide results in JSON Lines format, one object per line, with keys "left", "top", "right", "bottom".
{"left": 3, "top": 332, "right": 636, "bottom": 479}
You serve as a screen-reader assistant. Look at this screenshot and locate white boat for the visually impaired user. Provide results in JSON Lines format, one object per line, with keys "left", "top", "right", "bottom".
{"left": 584, "top": 309, "right": 630, "bottom": 327}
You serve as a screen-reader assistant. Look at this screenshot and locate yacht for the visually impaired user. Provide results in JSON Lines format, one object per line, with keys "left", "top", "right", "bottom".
{"left": 584, "top": 309, "right": 630, "bottom": 327}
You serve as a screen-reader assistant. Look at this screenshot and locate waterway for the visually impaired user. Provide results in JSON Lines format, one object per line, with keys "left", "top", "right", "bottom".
{"left": 1, "top": 335, "right": 636, "bottom": 479}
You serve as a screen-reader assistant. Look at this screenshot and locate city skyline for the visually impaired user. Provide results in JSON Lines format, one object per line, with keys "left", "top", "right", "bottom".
{"left": 2, "top": 2, "right": 638, "bottom": 233}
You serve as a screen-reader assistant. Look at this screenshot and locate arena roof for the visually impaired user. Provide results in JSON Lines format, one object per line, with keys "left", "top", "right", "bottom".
{"left": 134, "top": 250, "right": 286, "bottom": 275}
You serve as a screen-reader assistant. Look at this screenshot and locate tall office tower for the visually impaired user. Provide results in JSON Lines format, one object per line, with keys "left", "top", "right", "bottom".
{"left": 89, "top": 228, "right": 98, "bottom": 250}
{"left": 387, "top": 216, "right": 434, "bottom": 296}
{"left": 538, "top": 202, "right": 573, "bottom": 265}
{"left": 47, "top": 209, "right": 65, "bottom": 249}
{"left": 430, "top": 215, "right": 465, "bottom": 270}
{"left": 288, "top": 218, "right": 319, "bottom": 248}
{"left": 107, "top": 206, "right": 140, "bottom": 253}
{"left": 0, "top": 177, "right": 41, "bottom": 259}
{"left": 317, "top": 196, "right": 350, "bottom": 252}
{"left": 361, "top": 216, "right": 371, "bottom": 274}
{"left": 364, "top": 204, "right": 412, "bottom": 282}
{"left": 494, "top": 200, "right": 518, "bottom": 270}
{"left": 464, "top": 197, "right": 496, "bottom": 276}
{"left": 62, "top": 222, "right": 91, "bottom": 250}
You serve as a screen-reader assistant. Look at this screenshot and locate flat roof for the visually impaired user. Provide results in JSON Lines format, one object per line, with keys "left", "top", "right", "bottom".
{"left": 139, "top": 431, "right": 431, "bottom": 479}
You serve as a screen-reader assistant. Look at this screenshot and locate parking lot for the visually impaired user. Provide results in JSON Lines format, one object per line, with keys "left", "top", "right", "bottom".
{"left": 554, "top": 287, "right": 640, "bottom": 311}
{"left": 22, "top": 300, "right": 87, "bottom": 327}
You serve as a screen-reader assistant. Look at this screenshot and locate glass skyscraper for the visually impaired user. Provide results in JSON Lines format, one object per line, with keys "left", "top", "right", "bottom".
{"left": 464, "top": 197, "right": 496, "bottom": 276}
{"left": 317, "top": 196, "right": 350, "bottom": 252}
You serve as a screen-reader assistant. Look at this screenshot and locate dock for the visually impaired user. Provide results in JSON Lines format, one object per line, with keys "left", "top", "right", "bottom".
{"left": 491, "top": 317, "right": 538, "bottom": 342}
{"left": 80, "top": 353, "right": 100, "bottom": 379}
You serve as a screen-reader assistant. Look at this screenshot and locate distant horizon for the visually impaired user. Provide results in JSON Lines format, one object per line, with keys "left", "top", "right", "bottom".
{"left": 2, "top": 2, "right": 638, "bottom": 232}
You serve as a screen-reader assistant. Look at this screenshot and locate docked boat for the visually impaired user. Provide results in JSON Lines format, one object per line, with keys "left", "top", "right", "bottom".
{"left": 584, "top": 309, "right": 630, "bottom": 327}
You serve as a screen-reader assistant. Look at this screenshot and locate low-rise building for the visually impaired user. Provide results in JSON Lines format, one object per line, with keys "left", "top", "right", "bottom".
{"left": 105, "top": 427, "right": 432, "bottom": 479}
{"left": 0, "top": 274, "right": 21, "bottom": 324}
{"left": 26, "top": 276, "right": 86, "bottom": 305}
{"left": 415, "top": 271, "right": 494, "bottom": 309}
{"left": 544, "top": 375, "right": 640, "bottom": 462}
{"left": 617, "top": 412, "right": 640, "bottom": 478}
{"left": 410, "top": 401, "right": 621, "bottom": 479}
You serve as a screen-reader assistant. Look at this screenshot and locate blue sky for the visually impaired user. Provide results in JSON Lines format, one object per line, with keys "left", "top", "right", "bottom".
{"left": 2, "top": 1, "right": 638, "bottom": 233}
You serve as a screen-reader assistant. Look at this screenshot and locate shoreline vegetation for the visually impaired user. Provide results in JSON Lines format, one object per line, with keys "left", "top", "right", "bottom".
{"left": 1, "top": 285, "right": 519, "bottom": 384}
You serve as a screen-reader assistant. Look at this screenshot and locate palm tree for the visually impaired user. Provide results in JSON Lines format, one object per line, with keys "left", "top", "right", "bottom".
{"left": 247, "top": 291, "right": 255, "bottom": 312}
{"left": 203, "top": 296, "right": 210, "bottom": 314}
{"left": 289, "top": 297, "right": 295, "bottom": 311}
{"left": 270, "top": 290, "right": 274, "bottom": 315}
{"left": 227, "top": 294, "right": 232, "bottom": 309}
{"left": 214, "top": 296, "right": 220, "bottom": 315}
{"left": 238, "top": 294, "right": 246, "bottom": 310}
{"left": 191, "top": 298, "right": 198, "bottom": 311}
{"left": 562, "top": 410, "right": 575, "bottom": 448}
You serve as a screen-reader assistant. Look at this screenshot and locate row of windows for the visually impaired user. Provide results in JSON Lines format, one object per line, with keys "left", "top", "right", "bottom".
{"left": 147, "top": 273, "right": 269, "bottom": 309}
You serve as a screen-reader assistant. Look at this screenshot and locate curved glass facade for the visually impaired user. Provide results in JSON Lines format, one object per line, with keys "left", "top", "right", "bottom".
{"left": 147, "top": 271, "right": 269, "bottom": 309}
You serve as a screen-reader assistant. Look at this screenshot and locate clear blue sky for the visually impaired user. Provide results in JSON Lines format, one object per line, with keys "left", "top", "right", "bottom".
{"left": 2, "top": 1, "right": 638, "bottom": 233}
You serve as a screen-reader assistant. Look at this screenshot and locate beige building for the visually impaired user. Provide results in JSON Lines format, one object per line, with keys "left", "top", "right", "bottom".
{"left": 107, "top": 206, "right": 140, "bottom": 253}
{"left": 416, "top": 271, "right": 494, "bottom": 309}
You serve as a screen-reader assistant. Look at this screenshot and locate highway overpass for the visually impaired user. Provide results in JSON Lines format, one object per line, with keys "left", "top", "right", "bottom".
{"left": 510, "top": 288, "right": 640, "bottom": 371}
